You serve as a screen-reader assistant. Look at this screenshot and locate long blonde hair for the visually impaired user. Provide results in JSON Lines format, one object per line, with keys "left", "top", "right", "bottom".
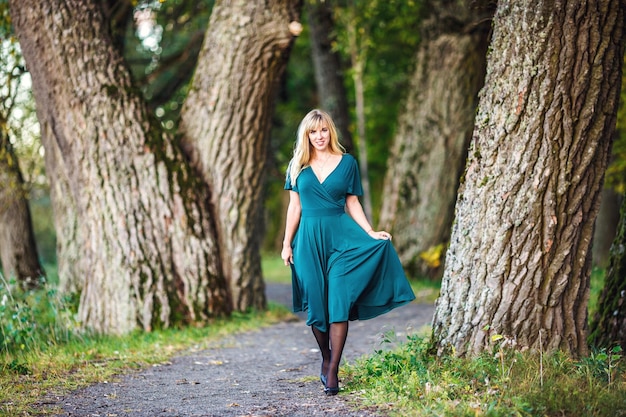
{"left": 288, "top": 109, "right": 345, "bottom": 186}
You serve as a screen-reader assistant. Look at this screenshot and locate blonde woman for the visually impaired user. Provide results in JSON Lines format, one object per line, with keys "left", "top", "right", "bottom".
{"left": 281, "top": 109, "right": 415, "bottom": 396}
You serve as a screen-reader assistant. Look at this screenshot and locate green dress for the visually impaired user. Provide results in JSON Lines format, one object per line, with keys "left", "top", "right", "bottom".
{"left": 285, "top": 154, "right": 415, "bottom": 332}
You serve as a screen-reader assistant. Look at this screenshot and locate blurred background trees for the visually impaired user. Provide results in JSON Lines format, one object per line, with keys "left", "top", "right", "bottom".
{"left": 0, "top": 5, "right": 45, "bottom": 290}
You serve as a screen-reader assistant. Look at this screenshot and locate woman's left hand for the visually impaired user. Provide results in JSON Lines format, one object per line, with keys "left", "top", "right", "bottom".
{"left": 368, "top": 230, "right": 392, "bottom": 240}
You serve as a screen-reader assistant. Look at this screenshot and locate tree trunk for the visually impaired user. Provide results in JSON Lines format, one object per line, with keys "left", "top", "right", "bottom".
{"left": 45, "top": 131, "right": 82, "bottom": 295}
{"left": 180, "top": 0, "right": 302, "bottom": 311}
{"left": 589, "top": 192, "right": 626, "bottom": 349}
{"left": 10, "top": 0, "right": 231, "bottom": 334}
{"left": 306, "top": 0, "right": 354, "bottom": 153}
{"left": 432, "top": 0, "right": 625, "bottom": 357}
{"left": 378, "top": 0, "right": 493, "bottom": 279}
{"left": 0, "top": 130, "right": 44, "bottom": 289}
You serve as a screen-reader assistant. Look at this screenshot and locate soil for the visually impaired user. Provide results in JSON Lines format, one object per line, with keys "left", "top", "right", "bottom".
{"left": 43, "top": 284, "right": 435, "bottom": 417}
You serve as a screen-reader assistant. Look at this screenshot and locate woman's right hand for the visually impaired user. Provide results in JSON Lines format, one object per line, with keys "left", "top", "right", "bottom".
{"left": 281, "top": 245, "right": 293, "bottom": 266}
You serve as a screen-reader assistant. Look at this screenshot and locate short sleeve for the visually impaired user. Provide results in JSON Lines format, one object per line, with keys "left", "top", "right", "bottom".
{"left": 284, "top": 170, "right": 298, "bottom": 192}
{"left": 346, "top": 155, "right": 363, "bottom": 196}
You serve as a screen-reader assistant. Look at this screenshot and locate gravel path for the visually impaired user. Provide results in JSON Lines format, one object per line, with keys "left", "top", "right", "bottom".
{"left": 48, "top": 284, "right": 435, "bottom": 416}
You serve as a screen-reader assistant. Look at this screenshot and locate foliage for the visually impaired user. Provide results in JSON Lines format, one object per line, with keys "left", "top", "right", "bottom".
{"left": 331, "top": 0, "right": 422, "bottom": 195}
{"left": 343, "top": 334, "right": 626, "bottom": 417}
{"left": 0, "top": 273, "right": 79, "bottom": 356}
{"left": 419, "top": 243, "right": 446, "bottom": 269}
{"left": 0, "top": 0, "right": 10, "bottom": 39}
{"left": 0, "top": 15, "right": 45, "bottom": 193}
{"left": 124, "top": 0, "right": 215, "bottom": 132}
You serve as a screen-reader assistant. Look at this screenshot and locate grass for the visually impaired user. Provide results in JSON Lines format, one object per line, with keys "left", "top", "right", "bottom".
{"left": 261, "top": 253, "right": 292, "bottom": 284}
{"left": 342, "top": 335, "right": 626, "bottom": 417}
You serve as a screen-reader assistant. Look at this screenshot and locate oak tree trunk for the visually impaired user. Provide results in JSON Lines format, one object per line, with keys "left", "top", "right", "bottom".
{"left": 432, "top": 0, "right": 625, "bottom": 357}
{"left": 180, "top": 0, "right": 302, "bottom": 311}
{"left": 0, "top": 131, "right": 44, "bottom": 289}
{"left": 306, "top": 0, "right": 354, "bottom": 153}
{"left": 590, "top": 193, "right": 626, "bottom": 349}
{"left": 10, "top": 0, "right": 231, "bottom": 334}
{"left": 378, "top": 0, "right": 493, "bottom": 279}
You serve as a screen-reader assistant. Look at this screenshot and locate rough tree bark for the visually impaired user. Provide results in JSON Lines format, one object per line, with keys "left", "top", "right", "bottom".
{"left": 10, "top": 0, "right": 231, "bottom": 334}
{"left": 589, "top": 193, "right": 626, "bottom": 349}
{"left": 180, "top": 0, "right": 302, "bottom": 311}
{"left": 0, "top": 129, "right": 44, "bottom": 289}
{"left": 378, "top": 0, "right": 493, "bottom": 279}
{"left": 306, "top": 0, "right": 354, "bottom": 153}
{"left": 432, "top": 0, "right": 625, "bottom": 357}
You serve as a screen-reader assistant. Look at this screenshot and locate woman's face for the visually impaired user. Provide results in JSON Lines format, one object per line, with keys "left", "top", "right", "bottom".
{"left": 308, "top": 122, "right": 331, "bottom": 153}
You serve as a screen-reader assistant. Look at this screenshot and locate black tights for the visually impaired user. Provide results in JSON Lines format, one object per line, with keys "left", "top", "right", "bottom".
{"left": 311, "top": 321, "right": 348, "bottom": 389}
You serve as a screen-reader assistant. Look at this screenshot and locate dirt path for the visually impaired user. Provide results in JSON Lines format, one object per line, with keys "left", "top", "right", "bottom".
{"left": 48, "top": 284, "right": 435, "bottom": 416}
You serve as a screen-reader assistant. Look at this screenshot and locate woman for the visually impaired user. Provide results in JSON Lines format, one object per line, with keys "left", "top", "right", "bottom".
{"left": 281, "top": 109, "right": 415, "bottom": 396}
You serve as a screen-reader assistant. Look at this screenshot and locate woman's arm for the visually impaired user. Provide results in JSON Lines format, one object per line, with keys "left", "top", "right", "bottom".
{"left": 345, "top": 195, "right": 392, "bottom": 240}
{"left": 281, "top": 191, "right": 302, "bottom": 265}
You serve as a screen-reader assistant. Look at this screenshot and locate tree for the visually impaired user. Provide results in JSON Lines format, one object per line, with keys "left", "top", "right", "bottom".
{"left": 10, "top": 0, "right": 231, "bottom": 334}
{"left": 179, "top": 0, "right": 302, "bottom": 311}
{"left": 329, "top": 0, "right": 421, "bottom": 221}
{"left": 306, "top": 0, "right": 353, "bottom": 153}
{"left": 0, "top": 25, "right": 45, "bottom": 289}
{"left": 432, "top": 0, "right": 625, "bottom": 357}
{"left": 333, "top": 0, "right": 375, "bottom": 221}
{"left": 378, "top": 0, "right": 494, "bottom": 279}
{"left": 0, "top": 131, "right": 44, "bottom": 289}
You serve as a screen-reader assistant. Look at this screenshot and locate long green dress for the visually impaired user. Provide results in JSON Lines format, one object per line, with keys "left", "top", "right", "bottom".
{"left": 285, "top": 154, "right": 415, "bottom": 332}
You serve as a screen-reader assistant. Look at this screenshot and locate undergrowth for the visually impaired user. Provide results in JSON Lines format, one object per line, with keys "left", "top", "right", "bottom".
{"left": 343, "top": 334, "right": 626, "bottom": 417}
{"left": 0, "top": 274, "right": 80, "bottom": 357}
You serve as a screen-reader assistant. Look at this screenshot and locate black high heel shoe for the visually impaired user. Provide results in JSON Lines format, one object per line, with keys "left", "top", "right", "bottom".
{"left": 324, "top": 385, "right": 339, "bottom": 396}
{"left": 324, "top": 373, "right": 339, "bottom": 396}
{"left": 320, "top": 367, "right": 327, "bottom": 387}
{"left": 320, "top": 357, "right": 329, "bottom": 387}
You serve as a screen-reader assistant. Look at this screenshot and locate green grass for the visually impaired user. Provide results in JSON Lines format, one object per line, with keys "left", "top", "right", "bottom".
{"left": 342, "top": 335, "right": 626, "bottom": 417}
{"left": 261, "top": 253, "right": 292, "bottom": 284}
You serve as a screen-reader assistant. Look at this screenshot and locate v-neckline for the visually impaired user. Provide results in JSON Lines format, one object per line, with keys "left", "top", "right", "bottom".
{"left": 311, "top": 154, "right": 344, "bottom": 184}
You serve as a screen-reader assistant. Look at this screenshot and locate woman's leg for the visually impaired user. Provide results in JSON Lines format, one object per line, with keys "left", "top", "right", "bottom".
{"left": 311, "top": 326, "right": 331, "bottom": 383}
{"left": 326, "top": 321, "right": 349, "bottom": 393}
